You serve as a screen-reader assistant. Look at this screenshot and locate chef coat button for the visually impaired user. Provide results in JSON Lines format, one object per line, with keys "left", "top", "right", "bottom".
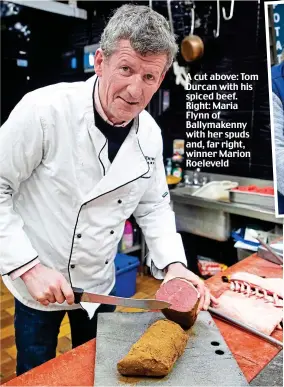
{"left": 110, "top": 230, "right": 114, "bottom": 234}
{"left": 71, "top": 264, "right": 75, "bottom": 269}
{"left": 118, "top": 199, "right": 122, "bottom": 204}
{"left": 77, "top": 233, "right": 82, "bottom": 238}
{"left": 105, "top": 260, "right": 109, "bottom": 264}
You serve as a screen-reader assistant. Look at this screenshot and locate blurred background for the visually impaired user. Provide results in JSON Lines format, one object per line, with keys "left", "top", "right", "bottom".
{"left": 1, "top": 0, "right": 278, "bottom": 178}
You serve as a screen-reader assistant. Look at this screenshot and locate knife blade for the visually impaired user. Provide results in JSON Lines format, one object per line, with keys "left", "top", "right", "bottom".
{"left": 72, "top": 287, "right": 171, "bottom": 310}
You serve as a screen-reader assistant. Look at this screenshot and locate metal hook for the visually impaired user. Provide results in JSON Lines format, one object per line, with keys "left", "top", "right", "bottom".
{"left": 214, "top": 0, "right": 220, "bottom": 38}
{"left": 222, "top": 0, "right": 235, "bottom": 21}
{"left": 190, "top": 6, "right": 195, "bottom": 35}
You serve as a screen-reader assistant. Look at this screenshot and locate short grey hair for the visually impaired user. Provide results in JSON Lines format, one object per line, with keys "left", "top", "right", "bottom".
{"left": 100, "top": 4, "right": 178, "bottom": 71}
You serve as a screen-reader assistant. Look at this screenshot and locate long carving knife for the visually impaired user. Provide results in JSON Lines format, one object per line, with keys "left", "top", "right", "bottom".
{"left": 72, "top": 287, "right": 171, "bottom": 310}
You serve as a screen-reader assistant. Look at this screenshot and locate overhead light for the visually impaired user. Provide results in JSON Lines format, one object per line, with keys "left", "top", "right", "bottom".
{"left": 17, "top": 59, "right": 28, "bottom": 67}
{"left": 1, "top": 2, "right": 20, "bottom": 17}
{"left": 14, "top": 22, "right": 22, "bottom": 30}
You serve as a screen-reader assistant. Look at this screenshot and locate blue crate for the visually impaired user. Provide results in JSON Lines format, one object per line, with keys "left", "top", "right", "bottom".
{"left": 115, "top": 253, "right": 140, "bottom": 298}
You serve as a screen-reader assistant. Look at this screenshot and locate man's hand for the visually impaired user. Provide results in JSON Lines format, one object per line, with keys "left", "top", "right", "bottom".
{"left": 163, "top": 262, "right": 218, "bottom": 313}
{"left": 20, "top": 263, "right": 74, "bottom": 306}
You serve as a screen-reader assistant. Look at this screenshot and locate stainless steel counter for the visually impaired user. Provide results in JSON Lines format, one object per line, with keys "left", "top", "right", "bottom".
{"left": 169, "top": 172, "right": 282, "bottom": 241}
{"left": 170, "top": 188, "right": 282, "bottom": 224}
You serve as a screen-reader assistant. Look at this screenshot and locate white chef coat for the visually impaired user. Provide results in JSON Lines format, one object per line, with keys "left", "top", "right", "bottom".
{"left": 0, "top": 75, "right": 187, "bottom": 318}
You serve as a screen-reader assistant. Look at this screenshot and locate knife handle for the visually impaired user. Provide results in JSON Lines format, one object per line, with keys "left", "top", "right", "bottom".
{"left": 72, "top": 287, "right": 84, "bottom": 304}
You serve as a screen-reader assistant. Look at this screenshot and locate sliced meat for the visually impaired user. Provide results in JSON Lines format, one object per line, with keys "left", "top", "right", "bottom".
{"left": 155, "top": 277, "right": 200, "bottom": 329}
{"left": 230, "top": 272, "right": 283, "bottom": 299}
{"left": 216, "top": 281, "right": 283, "bottom": 336}
{"left": 219, "top": 272, "right": 283, "bottom": 334}
{"left": 117, "top": 319, "right": 188, "bottom": 377}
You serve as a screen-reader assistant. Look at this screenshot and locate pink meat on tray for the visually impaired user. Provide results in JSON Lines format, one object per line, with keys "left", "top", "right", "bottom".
{"left": 155, "top": 277, "right": 200, "bottom": 329}
{"left": 216, "top": 272, "right": 283, "bottom": 336}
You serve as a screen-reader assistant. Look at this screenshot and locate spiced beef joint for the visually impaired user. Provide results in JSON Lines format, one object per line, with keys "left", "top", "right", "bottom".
{"left": 117, "top": 319, "right": 189, "bottom": 377}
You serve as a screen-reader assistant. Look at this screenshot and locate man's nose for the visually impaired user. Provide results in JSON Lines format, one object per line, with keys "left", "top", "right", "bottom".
{"left": 127, "top": 75, "right": 143, "bottom": 100}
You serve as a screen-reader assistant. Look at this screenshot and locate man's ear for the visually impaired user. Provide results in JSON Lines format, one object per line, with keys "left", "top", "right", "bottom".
{"left": 94, "top": 48, "right": 104, "bottom": 77}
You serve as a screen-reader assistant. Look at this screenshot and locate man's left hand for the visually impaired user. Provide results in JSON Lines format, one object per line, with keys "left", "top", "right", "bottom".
{"left": 163, "top": 262, "right": 218, "bottom": 313}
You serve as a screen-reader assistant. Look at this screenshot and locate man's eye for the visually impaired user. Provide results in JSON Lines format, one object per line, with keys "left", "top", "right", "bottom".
{"left": 122, "top": 66, "right": 130, "bottom": 72}
{"left": 145, "top": 74, "right": 154, "bottom": 80}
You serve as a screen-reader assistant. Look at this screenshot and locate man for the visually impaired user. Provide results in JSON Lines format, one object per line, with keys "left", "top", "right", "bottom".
{"left": 0, "top": 4, "right": 215, "bottom": 375}
{"left": 271, "top": 60, "right": 284, "bottom": 215}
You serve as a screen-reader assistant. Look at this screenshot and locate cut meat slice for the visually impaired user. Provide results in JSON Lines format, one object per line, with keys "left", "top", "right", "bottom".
{"left": 117, "top": 319, "right": 189, "bottom": 377}
{"left": 216, "top": 290, "right": 283, "bottom": 336}
{"left": 155, "top": 277, "right": 200, "bottom": 329}
{"left": 230, "top": 272, "right": 283, "bottom": 299}
{"left": 217, "top": 272, "right": 283, "bottom": 336}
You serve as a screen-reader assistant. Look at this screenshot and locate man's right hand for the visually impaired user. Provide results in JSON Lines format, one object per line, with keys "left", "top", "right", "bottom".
{"left": 20, "top": 263, "right": 75, "bottom": 306}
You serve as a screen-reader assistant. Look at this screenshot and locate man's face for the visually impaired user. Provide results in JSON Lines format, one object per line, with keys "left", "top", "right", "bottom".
{"left": 94, "top": 40, "right": 167, "bottom": 124}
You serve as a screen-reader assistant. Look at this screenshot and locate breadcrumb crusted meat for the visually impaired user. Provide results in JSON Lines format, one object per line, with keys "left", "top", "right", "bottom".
{"left": 117, "top": 320, "right": 189, "bottom": 376}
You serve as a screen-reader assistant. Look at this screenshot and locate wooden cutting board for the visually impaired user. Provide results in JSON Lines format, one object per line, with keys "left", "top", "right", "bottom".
{"left": 94, "top": 311, "right": 249, "bottom": 386}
